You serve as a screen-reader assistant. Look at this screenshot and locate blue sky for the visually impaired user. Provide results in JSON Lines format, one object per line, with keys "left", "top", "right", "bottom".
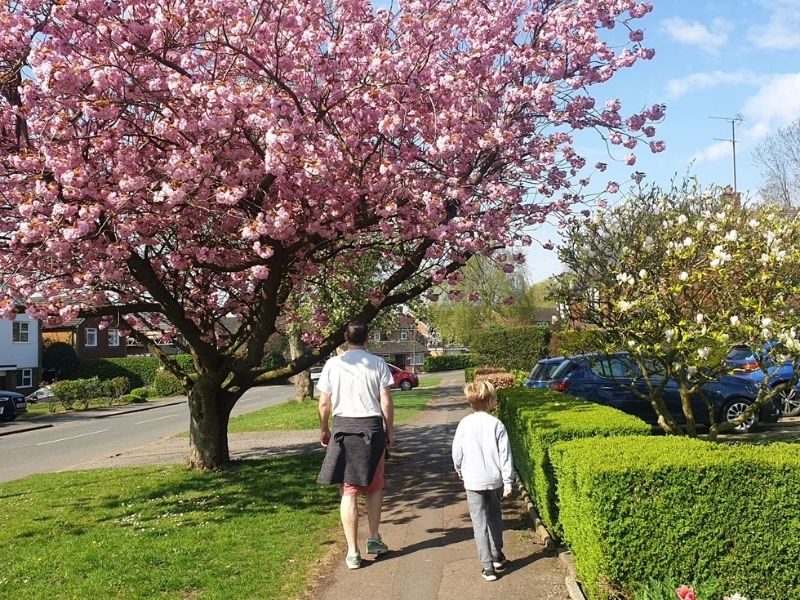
{"left": 525, "top": 0, "right": 800, "bottom": 283}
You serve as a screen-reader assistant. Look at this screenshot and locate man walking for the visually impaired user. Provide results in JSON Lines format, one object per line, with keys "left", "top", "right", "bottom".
{"left": 316, "top": 317, "right": 394, "bottom": 569}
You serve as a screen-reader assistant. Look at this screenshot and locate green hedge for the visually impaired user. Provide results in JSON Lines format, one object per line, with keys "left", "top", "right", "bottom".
{"left": 464, "top": 367, "right": 475, "bottom": 382}
{"left": 471, "top": 325, "right": 549, "bottom": 371}
{"left": 67, "top": 355, "right": 196, "bottom": 388}
{"left": 548, "top": 328, "right": 606, "bottom": 357}
{"left": 497, "top": 388, "right": 650, "bottom": 534}
{"left": 423, "top": 354, "right": 476, "bottom": 372}
{"left": 153, "top": 370, "right": 186, "bottom": 397}
{"left": 551, "top": 436, "right": 800, "bottom": 600}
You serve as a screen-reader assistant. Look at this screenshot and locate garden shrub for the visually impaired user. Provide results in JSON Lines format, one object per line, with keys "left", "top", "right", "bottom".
{"left": 510, "top": 369, "right": 527, "bottom": 387}
{"left": 471, "top": 324, "right": 549, "bottom": 371}
{"left": 152, "top": 370, "right": 185, "bottom": 397}
{"left": 464, "top": 367, "right": 475, "bottom": 382}
{"left": 67, "top": 355, "right": 196, "bottom": 388}
{"left": 423, "top": 354, "right": 476, "bottom": 372}
{"left": 50, "top": 377, "right": 103, "bottom": 410}
{"left": 496, "top": 388, "right": 650, "bottom": 535}
{"left": 475, "top": 372, "right": 516, "bottom": 390}
{"left": 550, "top": 436, "right": 800, "bottom": 600}
{"left": 120, "top": 394, "right": 144, "bottom": 404}
{"left": 42, "top": 341, "right": 78, "bottom": 376}
{"left": 103, "top": 376, "right": 130, "bottom": 405}
{"left": 129, "top": 386, "right": 153, "bottom": 399}
{"left": 548, "top": 328, "right": 606, "bottom": 357}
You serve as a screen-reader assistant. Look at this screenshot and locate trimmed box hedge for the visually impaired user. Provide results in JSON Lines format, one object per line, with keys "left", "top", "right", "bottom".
{"left": 497, "top": 388, "right": 650, "bottom": 534}
{"left": 67, "top": 355, "right": 196, "bottom": 388}
{"left": 423, "top": 354, "right": 476, "bottom": 372}
{"left": 471, "top": 324, "right": 549, "bottom": 371}
{"left": 551, "top": 436, "right": 800, "bottom": 600}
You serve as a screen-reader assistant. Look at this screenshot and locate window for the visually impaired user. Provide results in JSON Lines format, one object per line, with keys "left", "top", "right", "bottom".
{"left": 85, "top": 328, "right": 98, "bottom": 347}
{"left": 17, "top": 368, "right": 32, "bottom": 388}
{"left": 12, "top": 321, "right": 29, "bottom": 343}
{"left": 411, "top": 353, "right": 424, "bottom": 365}
{"left": 108, "top": 329, "right": 120, "bottom": 347}
{"left": 399, "top": 330, "right": 408, "bottom": 341}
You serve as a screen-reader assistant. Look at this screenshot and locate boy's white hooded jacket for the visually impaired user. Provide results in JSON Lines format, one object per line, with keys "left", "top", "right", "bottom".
{"left": 452, "top": 411, "right": 515, "bottom": 494}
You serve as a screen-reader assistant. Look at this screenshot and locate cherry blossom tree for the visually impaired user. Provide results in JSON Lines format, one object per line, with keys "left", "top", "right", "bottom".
{"left": 0, "top": 0, "right": 663, "bottom": 468}
{"left": 555, "top": 181, "right": 800, "bottom": 437}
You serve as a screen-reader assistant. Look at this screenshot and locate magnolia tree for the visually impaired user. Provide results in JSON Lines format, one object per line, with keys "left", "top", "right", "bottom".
{"left": 0, "top": 0, "right": 663, "bottom": 468}
{"left": 555, "top": 182, "right": 800, "bottom": 437}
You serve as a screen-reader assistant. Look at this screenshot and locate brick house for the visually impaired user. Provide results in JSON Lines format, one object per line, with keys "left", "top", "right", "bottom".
{"left": 42, "top": 317, "right": 127, "bottom": 359}
{"left": 366, "top": 325, "right": 431, "bottom": 372}
{"left": 0, "top": 315, "right": 42, "bottom": 392}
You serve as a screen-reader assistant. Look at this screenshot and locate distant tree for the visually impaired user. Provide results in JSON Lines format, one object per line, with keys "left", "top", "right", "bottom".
{"left": 754, "top": 118, "right": 800, "bottom": 207}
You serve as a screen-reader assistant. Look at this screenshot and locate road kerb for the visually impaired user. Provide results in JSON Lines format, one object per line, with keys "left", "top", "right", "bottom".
{"left": 0, "top": 423, "right": 53, "bottom": 437}
{"left": 90, "top": 399, "right": 186, "bottom": 419}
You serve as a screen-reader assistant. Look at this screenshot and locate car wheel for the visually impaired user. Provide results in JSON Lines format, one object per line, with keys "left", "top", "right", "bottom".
{"left": 400, "top": 380, "right": 412, "bottom": 391}
{"left": 777, "top": 388, "right": 800, "bottom": 417}
{"left": 722, "top": 398, "right": 758, "bottom": 433}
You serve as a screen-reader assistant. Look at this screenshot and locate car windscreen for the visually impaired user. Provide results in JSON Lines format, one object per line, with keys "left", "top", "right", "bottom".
{"left": 529, "top": 360, "right": 563, "bottom": 380}
{"left": 725, "top": 346, "right": 753, "bottom": 361}
{"left": 550, "top": 360, "right": 576, "bottom": 379}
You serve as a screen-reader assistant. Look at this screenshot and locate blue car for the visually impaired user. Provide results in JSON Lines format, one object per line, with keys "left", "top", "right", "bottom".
{"left": 723, "top": 342, "right": 782, "bottom": 371}
{"left": 523, "top": 357, "right": 569, "bottom": 389}
{"left": 740, "top": 362, "right": 800, "bottom": 417}
{"left": 549, "top": 353, "right": 781, "bottom": 433}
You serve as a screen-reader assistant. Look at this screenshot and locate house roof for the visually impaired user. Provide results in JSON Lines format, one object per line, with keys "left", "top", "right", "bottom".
{"left": 367, "top": 340, "right": 428, "bottom": 355}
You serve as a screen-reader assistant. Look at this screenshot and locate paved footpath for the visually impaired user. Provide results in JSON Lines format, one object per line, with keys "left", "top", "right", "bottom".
{"left": 311, "top": 370, "right": 569, "bottom": 600}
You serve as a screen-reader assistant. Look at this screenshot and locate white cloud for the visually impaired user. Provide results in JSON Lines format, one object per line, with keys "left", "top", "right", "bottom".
{"left": 666, "top": 70, "right": 758, "bottom": 100}
{"left": 662, "top": 17, "right": 732, "bottom": 54}
{"left": 748, "top": 0, "right": 800, "bottom": 50}
{"left": 693, "top": 72, "right": 800, "bottom": 164}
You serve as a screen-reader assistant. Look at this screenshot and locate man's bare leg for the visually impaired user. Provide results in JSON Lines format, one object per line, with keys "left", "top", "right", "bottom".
{"left": 365, "top": 489, "right": 383, "bottom": 540}
{"left": 340, "top": 494, "right": 360, "bottom": 555}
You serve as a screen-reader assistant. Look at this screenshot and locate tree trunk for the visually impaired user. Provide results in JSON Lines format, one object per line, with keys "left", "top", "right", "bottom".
{"left": 288, "top": 328, "right": 312, "bottom": 402}
{"left": 678, "top": 386, "right": 698, "bottom": 437}
{"left": 188, "top": 374, "right": 232, "bottom": 469}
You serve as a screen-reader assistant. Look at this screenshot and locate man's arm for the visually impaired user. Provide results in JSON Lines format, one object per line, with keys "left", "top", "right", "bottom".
{"left": 380, "top": 387, "right": 394, "bottom": 447}
{"left": 318, "top": 392, "right": 332, "bottom": 447}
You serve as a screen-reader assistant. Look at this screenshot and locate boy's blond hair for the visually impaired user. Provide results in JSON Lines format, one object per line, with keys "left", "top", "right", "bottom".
{"left": 463, "top": 380, "right": 497, "bottom": 412}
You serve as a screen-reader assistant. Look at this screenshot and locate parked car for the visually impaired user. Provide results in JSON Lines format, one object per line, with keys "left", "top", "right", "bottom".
{"left": 523, "top": 357, "right": 569, "bottom": 389}
{"left": 549, "top": 353, "right": 780, "bottom": 433}
{"left": 25, "top": 387, "right": 54, "bottom": 404}
{"left": 0, "top": 390, "right": 28, "bottom": 422}
{"left": 739, "top": 362, "right": 800, "bottom": 417}
{"left": 723, "top": 341, "right": 783, "bottom": 372}
{"left": 310, "top": 366, "right": 323, "bottom": 382}
{"left": 389, "top": 364, "right": 419, "bottom": 391}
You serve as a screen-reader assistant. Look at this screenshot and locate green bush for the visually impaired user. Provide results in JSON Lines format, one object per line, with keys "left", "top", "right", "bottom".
{"left": 464, "top": 367, "right": 475, "bottom": 382}
{"left": 50, "top": 377, "right": 103, "bottom": 410}
{"left": 423, "top": 354, "right": 476, "bottom": 372}
{"left": 103, "top": 376, "right": 130, "bottom": 404}
{"left": 67, "top": 355, "right": 195, "bottom": 388}
{"left": 548, "top": 329, "right": 606, "bottom": 357}
{"left": 497, "top": 388, "right": 650, "bottom": 534}
{"left": 510, "top": 369, "right": 526, "bottom": 387}
{"left": 152, "top": 370, "right": 186, "bottom": 397}
{"left": 471, "top": 325, "right": 549, "bottom": 371}
{"left": 550, "top": 436, "right": 800, "bottom": 600}
{"left": 42, "top": 341, "right": 78, "bottom": 375}
{"left": 120, "top": 394, "right": 144, "bottom": 404}
{"left": 129, "top": 386, "right": 154, "bottom": 399}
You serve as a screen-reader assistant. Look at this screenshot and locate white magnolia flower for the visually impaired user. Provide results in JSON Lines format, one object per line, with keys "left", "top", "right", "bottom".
{"left": 762, "top": 317, "right": 773, "bottom": 327}
{"left": 679, "top": 271, "right": 689, "bottom": 281}
{"left": 710, "top": 258, "right": 721, "bottom": 268}
{"left": 696, "top": 220, "right": 705, "bottom": 232}
{"left": 730, "top": 315, "right": 739, "bottom": 326}
{"left": 762, "top": 327, "right": 772, "bottom": 339}
{"left": 716, "top": 210, "right": 726, "bottom": 220}
{"left": 628, "top": 340, "right": 636, "bottom": 348}
{"left": 724, "top": 229, "right": 738, "bottom": 242}
{"left": 683, "top": 236, "right": 693, "bottom": 247}
{"left": 662, "top": 219, "right": 672, "bottom": 229}
{"left": 616, "top": 272, "right": 634, "bottom": 285}
{"left": 664, "top": 329, "right": 675, "bottom": 341}
{"left": 619, "top": 300, "right": 633, "bottom": 312}
{"left": 696, "top": 313, "right": 704, "bottom": 324}
{"left": 638, "top": 269, "right": 647, "bottom": 279}
{"left": 677, "top": 214, "right": 688, "bottom": 225}
{"left": 551, "top": 315, "right": 559, "bottom": 323}
{"left": 709, "top": 223, "right": 719, "bottom": 232}
{"left": 688, "top": 365, "right": 698, "bottom": 377}
{"left": 748, "top": 219, "right": 759, "bottom": 229}
{"left": 643, "top": 236, "right": 654, "bottom": 251}
{"left": 697, "top": 346, "right": 710, "bottom": 360}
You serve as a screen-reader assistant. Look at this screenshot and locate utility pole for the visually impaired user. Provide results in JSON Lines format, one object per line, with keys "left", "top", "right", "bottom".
{"left": 710, "top": 114, "right": 744, "bottom": 192}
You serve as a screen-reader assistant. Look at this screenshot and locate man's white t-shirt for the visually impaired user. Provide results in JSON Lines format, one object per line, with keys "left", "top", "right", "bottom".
{"left": 317, "top": 349, "right": 394, "bottom": 417}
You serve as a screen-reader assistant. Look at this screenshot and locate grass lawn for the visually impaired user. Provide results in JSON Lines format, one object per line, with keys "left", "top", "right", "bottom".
{"left": 20, "top": 397, "right": 149, "bottom": 420}
{"left": 0, "top": 454, "right": 339, "bottom": 599}
{"left": 228, "top": 385, "right": 439, "bottom": 433}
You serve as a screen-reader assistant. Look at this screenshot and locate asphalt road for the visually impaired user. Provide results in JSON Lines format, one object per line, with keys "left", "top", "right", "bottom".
{"left": 0, "top": 383, "right": 297, "bottom": 483}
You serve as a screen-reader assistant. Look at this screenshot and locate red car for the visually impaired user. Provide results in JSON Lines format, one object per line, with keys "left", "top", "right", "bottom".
{"left": 389, "top": 364, "right": 419, "bottom": 391}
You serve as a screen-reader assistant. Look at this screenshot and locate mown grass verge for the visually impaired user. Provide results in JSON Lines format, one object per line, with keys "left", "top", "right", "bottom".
{"left": 228, "top": 387, "right": 437, "bottom": 433}
{"left": 0, "top": 454, "right": 339, "bottom": 599}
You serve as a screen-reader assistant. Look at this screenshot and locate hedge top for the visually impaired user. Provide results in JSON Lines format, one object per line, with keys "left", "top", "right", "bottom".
{"left": 499, "top": 388, "right": 651, "bottom": 444}
{"left": 552, "top": 435, "right": 800, "bottom": 471}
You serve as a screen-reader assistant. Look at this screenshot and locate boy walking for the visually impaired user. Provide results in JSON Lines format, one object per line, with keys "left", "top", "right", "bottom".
{"left": 452, "top": 380, "right": 515, "bottom": 581}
